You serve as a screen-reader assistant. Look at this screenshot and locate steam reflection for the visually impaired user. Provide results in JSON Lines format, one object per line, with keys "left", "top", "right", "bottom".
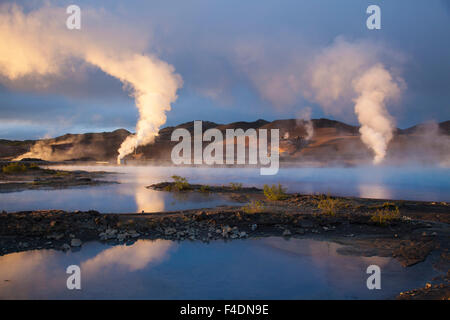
{"left": 358, "top": 184, "right": 391, "bottom": 199}
{"left": 82, "top": 240, "right": 174, "bottom": 272}
{"left": 0, "top": 237, "right": 439, "bottom": 299}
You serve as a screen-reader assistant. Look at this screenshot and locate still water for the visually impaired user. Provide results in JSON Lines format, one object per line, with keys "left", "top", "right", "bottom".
{"left": 0, "top": 237, "right": 438, "bottom": 299}
{"left": 0, "top": 165, "right": 449, "bottom": 213}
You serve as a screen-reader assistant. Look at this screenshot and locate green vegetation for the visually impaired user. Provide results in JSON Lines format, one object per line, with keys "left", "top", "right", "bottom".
{"left": 229, "top": 182, "right": 243, "bottom": 191}
{"left": 316, "top": 194, "right": 343, "bottom": 216}
{"left": 164, "top": 175, "right": 190, "bottom": 191}
{"left": 2, "top": 163, "right": 28, "bottom": 174}
{"left": 55, "top": 170, "right": 70, "bottom": 176}
{"left": 28, "top": 163, "right": 40, "bottom": 170}
{"left": 199, "top": 185, "right": 211, "bottom": 193}
{"left": 263, "top": 183, "right": 287, "bottom": 201}
{"left": 370, "top": 205, "right": 400, "bottom": 225}
{"left": 242, "top": 200, "right": 265, "bottom": 214}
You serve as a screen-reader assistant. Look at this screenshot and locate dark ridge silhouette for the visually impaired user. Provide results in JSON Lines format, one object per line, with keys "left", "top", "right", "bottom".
{"left": 0, "top": 118, "right": 448, "bottom": 165}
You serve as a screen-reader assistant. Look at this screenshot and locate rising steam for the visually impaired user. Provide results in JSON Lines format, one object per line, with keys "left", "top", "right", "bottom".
{"left": 0, "top": 3, "right": 182, "bottom": 161}
{"left": 306, "top": 39, "right": 404, "bottom": 164}
{"left": 353, "top": 65, "right": 400, "bottom": 163}
{"left": 297, "top": 107, "right": 314, "bottom": 141}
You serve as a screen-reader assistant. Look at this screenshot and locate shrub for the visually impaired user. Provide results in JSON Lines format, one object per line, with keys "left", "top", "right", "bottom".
{"left": 370, "top": 206, "right": 400, "bottom": 225}
{"left": 28, "top": 163, "right": 40, "bottom": 170}
{"left": 229, "top": 182, "right": 243, "bottom": 191}
{"left": 242, "top": 200, "right": 265, "bottom": 214}
{"left": 317, "top": 194, "right": 342, "bottom": 216}
{"left": 2, "top": 163, "right": 28, "bottom": 174}
{"left": 55, "top": 171, "right": 70, "bottom": 176}
{"left": 199, "top": 185, "right": 211, "bottom": 193}
{"left": 170, "top": 175, "right": 190, "bottom": 191}
{"left": 263, "top": 183, "right": 287, "bottom": 201}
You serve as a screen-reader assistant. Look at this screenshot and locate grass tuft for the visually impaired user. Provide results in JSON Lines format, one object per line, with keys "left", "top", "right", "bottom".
{"left": 164, "top": 175, "right": 190, "bottom": 191}
{"left": 242, "top": 200, "right": 265, "bottom": 214}
{"left": 2, "top": 163, "right": 28, "bottom": 174}
{"left": 370, "top": 205, "right": 400, "bottom": 225}
{"left": 229, "top": 182, "right": 243, "bottom": 191}
{"left": 263, "top": 183, "right": 287, "bottom": 201}
{"left": 316, "top": 194, "right": 343, "bottom": 216}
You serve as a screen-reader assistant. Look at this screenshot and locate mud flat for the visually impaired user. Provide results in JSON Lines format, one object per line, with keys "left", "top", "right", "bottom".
{"left": 0, "top": 181, "right": 448, "bottom": 299}
{"left": 0, "top": 162, "right": 116, "bottom": 193}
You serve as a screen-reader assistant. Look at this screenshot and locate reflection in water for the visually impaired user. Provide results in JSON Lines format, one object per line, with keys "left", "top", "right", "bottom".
{"left": 260, "top": 237, "right": 395, "bottom": 298}
{"left": 358, "top": 184, "right": 391, "bottom": 199}
{"left": 134, "top": 186, "right": 165, "bottom": 212}
{"left": 0, "top": 238, "right": 439, "bottom": 299}
{"left": 82, "top": 240, "right": 174, "bottom": 272}
{"left": 0, "top": 165, "right": 449, "bottom": 213}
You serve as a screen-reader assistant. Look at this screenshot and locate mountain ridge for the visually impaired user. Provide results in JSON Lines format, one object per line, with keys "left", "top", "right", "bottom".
{"left": 1, "top": 118, "right": 449, "bottom": 165}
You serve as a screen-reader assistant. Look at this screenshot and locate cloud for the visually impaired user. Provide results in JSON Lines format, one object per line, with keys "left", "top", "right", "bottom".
{"left": 0, "top": 3, "right": 183, "bottom": 160}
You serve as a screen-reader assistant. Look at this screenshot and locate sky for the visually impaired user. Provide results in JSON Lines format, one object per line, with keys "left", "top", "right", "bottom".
{"left": 0, "top": 0, "right": 449, "bottom": 140}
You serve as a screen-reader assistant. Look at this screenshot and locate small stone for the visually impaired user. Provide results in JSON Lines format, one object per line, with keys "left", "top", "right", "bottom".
{"left": 106, "top": 228, "right": 117, "bottom": 235}
{"left": 222, "top": 225, "right": 232, "bottom": 238}
{"left": 239, "top": 231, "right": 247, "bottom": 238}
{"left": 70, "top": 238, "right": 82, "bottom": 247}
{"left": 250, "top": 224, "right": 257, "bottom": 231}
{"left": 61, "top": 244, "right": 71, "bottom": 251}
{"left": 164, "top": 227, "right": 176, "bottom": 236}
{"left": 282, "top": 229, "right": 291, "bottom": 237}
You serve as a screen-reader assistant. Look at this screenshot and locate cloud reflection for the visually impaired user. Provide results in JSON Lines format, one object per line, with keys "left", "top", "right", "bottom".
{"left": 358, "top": 184, "right": 391, "bottom": 200}
{"left": 82, "top": 240, "right": 174, "bottom": 272}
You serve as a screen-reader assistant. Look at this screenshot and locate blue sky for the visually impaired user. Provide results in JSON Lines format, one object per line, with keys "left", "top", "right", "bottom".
{"left": 0, "top": 0, "right": 449, "bottom": 139}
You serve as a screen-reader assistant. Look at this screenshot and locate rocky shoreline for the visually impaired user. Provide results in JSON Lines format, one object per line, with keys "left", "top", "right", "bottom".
{"left": 0, "top": 181, "right": 448, "bottom": 299}
{"left": 0, "top": 162, "right": 116, "bottom": 192}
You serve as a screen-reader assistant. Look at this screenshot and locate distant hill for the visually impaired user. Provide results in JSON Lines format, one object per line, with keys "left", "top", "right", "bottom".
{"left": 1, "top": 119, "right": 449, "bottom": 166}
{"left": 2, "top": 129, "right": 130, "bottom": 162}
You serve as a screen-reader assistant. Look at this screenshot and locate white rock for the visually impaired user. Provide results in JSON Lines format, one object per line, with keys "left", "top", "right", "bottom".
{"left": 70, "top": 238, "right": 82, "bottom": 247}
{"left": 165, "top": 227, "right": 176, "bottom": 235}
{"left": 106, "top": 228, "right": 117, "bottom": 235}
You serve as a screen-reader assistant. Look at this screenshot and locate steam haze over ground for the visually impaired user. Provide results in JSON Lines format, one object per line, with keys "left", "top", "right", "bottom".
{"left": 0, "top": 0, "right": 449, "bottom": 165}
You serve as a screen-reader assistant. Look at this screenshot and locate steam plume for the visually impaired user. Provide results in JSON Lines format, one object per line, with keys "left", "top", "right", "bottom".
{"left": 352, "top": 65, "right": 400, "bottom": 163}
{"left": 0, "top": 4, "right": 182, "bottom": 161}
{"left": 307, "top": 39, "right": 404, "bottom": 164}
{"left": 297, "top": 107, "right": 314, "bottom": 141}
